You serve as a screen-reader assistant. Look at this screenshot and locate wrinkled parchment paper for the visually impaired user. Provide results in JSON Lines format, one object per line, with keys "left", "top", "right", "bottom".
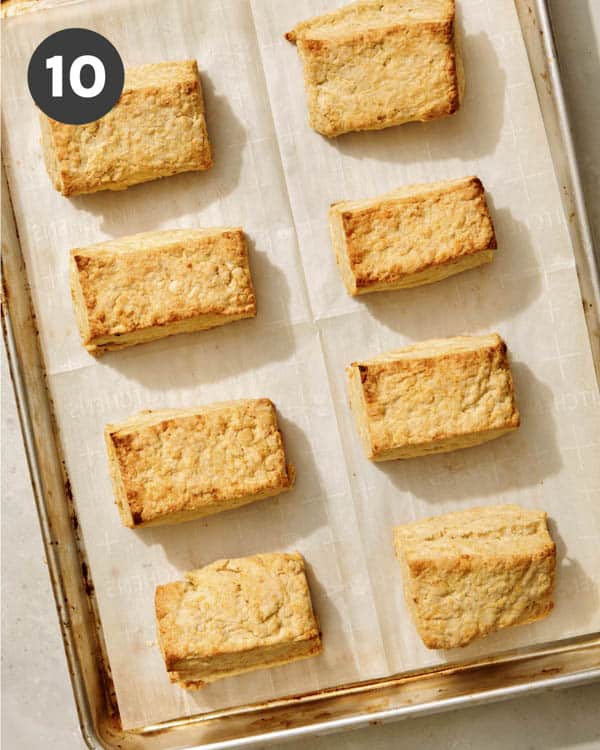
{"left": 2, "top": 0, "right": 599, "bottom": 730}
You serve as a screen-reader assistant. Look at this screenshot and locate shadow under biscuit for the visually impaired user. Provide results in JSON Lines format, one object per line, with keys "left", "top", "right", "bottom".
{"left": 546, "top": 515, "right": 599, "bottom": 633}
{"left": 356, "top": 205, "right": 543, "bottom": 341}
{"left": 98, "top": 242, "right": 296, "bottom": 390}
{"left": 287, "top": 557, "right": 361, "bottom": 686}
{"left": 427, "top": 513, "right": 600, "bottom": 665}
{"left": 331, "top": 31, "right": 505, "bottom": 166}
{"left": 374, "top": 361, "right": 562, "bottom": 503}
{"left": 136, "top": 411, "right": 331, "bottom": 572}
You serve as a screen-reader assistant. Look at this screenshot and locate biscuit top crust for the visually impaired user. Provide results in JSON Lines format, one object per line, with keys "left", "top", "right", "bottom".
{"left": 333, "top": 177, "right": 496, "bottom": 286}
{"left": 393, "top": 504, "right": 556, "bottom": 649}
{"left": 286, "top": 1, "right": 460, "bottom": 136}
{"left": 43, "top": 60, "right": 211, "bottom": 195}
{"left": 72, "top": 228, "right": 255, "bottom": 341}
{"left": 394, "top": 505, "right": 554, "bottom": 563}
{"left": 350, "top": 334, "right": 520, "bottom": 450}
{"left": 106, "top": 399, "right": 291, "bottom": 525}
{"left": 286, "top": 0, "right": 455, "bottom": 42}
{"left": 155, "top": 553, "right": 320, "bottom": 669}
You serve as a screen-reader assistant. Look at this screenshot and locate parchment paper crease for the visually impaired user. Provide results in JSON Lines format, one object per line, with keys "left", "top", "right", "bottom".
{"left": 2, "top": 0, "right": 599, "bottom": 729}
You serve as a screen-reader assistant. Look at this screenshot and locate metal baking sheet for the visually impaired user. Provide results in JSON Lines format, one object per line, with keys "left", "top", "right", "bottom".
{"left": 2, "top": 0, "right": 599, "bottom": 747}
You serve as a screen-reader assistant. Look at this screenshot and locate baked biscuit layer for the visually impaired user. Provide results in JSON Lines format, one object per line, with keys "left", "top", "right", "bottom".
{"left": 41, "top": 60, "right": 212, "bottom": 195}
{"left": 347, "top": 334, "right": 520, "bottom": 460}
{"left": 286, "top": 0, "right": 463, "bottom": 137}
{"left": 330, "top": 177, "right": 496, "bottom": 295}
{"left": 105, "top": 399, "right": 294, "bottom": 528}
{"left": 70, "top": 227, "right": 256, "bottom": 354}
{"left": 393, "top": 505, "right": 556, "bottom": 648}
{"left": 156, "top": 552, "right": 322, "bottom": 688}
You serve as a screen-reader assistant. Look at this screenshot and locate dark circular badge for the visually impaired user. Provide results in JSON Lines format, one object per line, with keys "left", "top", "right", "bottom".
{"left": 28, "top": 28, "right": 124, "bottom": 125}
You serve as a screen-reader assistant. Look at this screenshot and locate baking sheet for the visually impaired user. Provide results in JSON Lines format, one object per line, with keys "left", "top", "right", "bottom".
{"left": 2, "top": 0, "right": 599, "bottom": 731}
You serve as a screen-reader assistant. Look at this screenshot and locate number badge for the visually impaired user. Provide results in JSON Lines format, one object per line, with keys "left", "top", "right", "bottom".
{"left": 28, "top": 28, "right": 124, "bottom": 125}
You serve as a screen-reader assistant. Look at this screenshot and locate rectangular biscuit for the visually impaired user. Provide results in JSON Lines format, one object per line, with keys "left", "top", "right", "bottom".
{"left": 70, "top": 227, "right": 256, "bottom": 354}
{"left": 393, "top": 505, "right": 556, "bottom": 648}
{"left": 347, "top": 334, "right": 520, "bottom": 460}
{"left": 330, "top": 177, "right": 496, "bottom": 295}
{"left": 155, "top": 552, "right": 322, "bottom": 688}
{"left": 41, "top": 60, "right": 212, "bottom": 195}
{"left": 286, "top": 0, "right": 463, "bottom": 137}
{"left": 105, "top": 399, "right": 295, "bottom": 528}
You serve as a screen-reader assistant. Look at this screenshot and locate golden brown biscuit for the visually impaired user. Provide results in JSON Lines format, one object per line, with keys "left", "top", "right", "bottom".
{"left": 330, "top": 177, "right": 496, "bottom": 295}
{"left": 347, "top": 334, "right": 520, "bottom": 460}
{"left": 70, "top": 227, "right": 256, "bottom": 354}
{"left": 393, "top": 505, "right": 556, "bottom": 648}
{"left": 155, "top": 552, "right": 322, "bottom": 688}
{"left": 286, "top": 0, "right": 463, "bottom": 137}
{"left": 41, "top": 60, "right": 212, "bottom": 195}
{"left": 105, "top": 399, "right": 295, "bottom": 528}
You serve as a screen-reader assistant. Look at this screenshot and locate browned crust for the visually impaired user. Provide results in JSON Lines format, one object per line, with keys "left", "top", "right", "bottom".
{"left": 286, "top": 1, "right": 460, "bottom": 136}
{"left": 155, "top": 553, "right": 323, "bottom": 687}
{"left": 105, "top": 399, "right": 295, "bottom": 528}
{"left": 285, "top": 0, "right": 456, "bottom": 44}
{"left": 348, "top": 335, "right": 520, "bottom": 460}
{"left": 360, "top": 342, "right": 520, "bottom": 436}
{"left": 337, "top": 177, "right": 497, "bottom": 292}
{"left": 41, "top": 60, "right": 212, "bottom": 195}
{"left": 70, "top": 228, "right": 256, "bottom": 354}
{"left": 393, "top": 506, "right": 556, "bottom": 648}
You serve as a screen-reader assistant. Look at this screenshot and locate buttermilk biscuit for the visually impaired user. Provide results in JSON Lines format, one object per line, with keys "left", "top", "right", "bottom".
{"left": 156, "top": 552, "right": 323, "bottom": 688}
{"left": 70, "top": 228, "right": 256, "bottom": 354}
{"left": 105, "top": 399, "right": 295, "bottom": 528}
{"left": 285, "top": 0, "right": 463, "bottom": 137}
{"left": 330, "top": 177, "right": 496, "bottom": 295}
{"left": 393, "top": 505, "right": 556, "bottom": 649}
{"left": 41, "top": 60, "right": 212, "bottom": 195}
{"left": 347, "top": 334, "right": 520, "bottom": 461}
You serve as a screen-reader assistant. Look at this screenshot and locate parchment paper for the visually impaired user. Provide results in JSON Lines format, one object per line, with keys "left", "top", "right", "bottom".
{"left": 2, "top": 0, "right": 599, "bottom": 730}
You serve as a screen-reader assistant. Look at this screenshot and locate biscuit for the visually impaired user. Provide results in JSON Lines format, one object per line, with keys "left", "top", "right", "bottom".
{"left": 347, "top": 334, "right": 520, "bottom": 460}
{"left": 156, "top": 552, "right": 322, "bottom": 688}
{"left": 393, "top": 505, "right": 556, "bottom": 648}
{"left": 41, "top": 60, "right": 212, "bottom": 195}
{"left": 105, "top": 399, "right": 295, "bottom": 528}
{"left": 330, "top": 177, "right": 496, "bottom": 295}
{"left": 70, "top": 227, "right": 256, "bottom": 354}
{"left": 286, "top": 0, "right": 463, "bottom": 137}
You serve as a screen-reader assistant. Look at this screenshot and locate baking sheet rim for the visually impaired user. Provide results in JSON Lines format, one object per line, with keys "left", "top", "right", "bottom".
{"left": 1, "top": 0, "right": 599, "bottom": 747}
